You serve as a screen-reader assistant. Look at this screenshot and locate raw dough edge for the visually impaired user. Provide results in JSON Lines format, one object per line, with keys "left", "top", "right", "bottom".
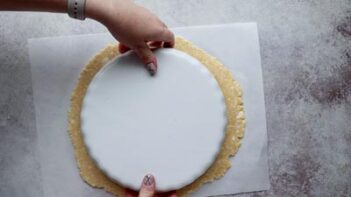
{"left": 68, "top": 37, "right": 246, "bottom": 197}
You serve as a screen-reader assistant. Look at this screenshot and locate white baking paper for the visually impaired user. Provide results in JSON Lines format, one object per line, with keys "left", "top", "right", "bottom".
{"left": 28, "top": 23, "right": 269, "bottom": 197}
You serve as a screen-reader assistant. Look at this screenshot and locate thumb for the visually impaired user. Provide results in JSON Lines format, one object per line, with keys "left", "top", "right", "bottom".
{"left": 133, "top": 44, "right": 157, "bottom": 76}
{"left": 139, "top": 174, "right": 156, "bottom": 197}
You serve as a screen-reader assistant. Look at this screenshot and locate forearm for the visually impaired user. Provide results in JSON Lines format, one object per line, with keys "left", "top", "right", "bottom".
{"left": 0, "top": 0, "right": 67, "bottom": 13}
{"left": 0, "top": 0, "right": 124, "bottom": 23}
{"left": 0, "top": 0, "right": 174, "bottom": 75}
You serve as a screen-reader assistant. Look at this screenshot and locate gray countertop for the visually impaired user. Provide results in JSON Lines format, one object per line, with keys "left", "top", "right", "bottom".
{"left": 0, "top": 0, "right": 350, "bottom": 196}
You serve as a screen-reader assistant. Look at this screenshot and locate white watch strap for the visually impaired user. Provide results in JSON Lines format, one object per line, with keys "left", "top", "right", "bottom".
{"left": 67, "top": 0, "right": 86, "bottom": 20}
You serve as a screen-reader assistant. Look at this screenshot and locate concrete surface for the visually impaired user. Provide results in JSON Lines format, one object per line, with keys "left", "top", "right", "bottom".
{"left": 0, "top": 0, "right": 350, "bottom": 196}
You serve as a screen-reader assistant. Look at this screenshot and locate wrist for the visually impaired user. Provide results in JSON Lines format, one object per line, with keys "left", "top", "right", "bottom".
{"left": 86, "top": 0, "right": 128, "bottom": 24}
{"left": 85, "top": 0, "right": 107, "bottom": 21}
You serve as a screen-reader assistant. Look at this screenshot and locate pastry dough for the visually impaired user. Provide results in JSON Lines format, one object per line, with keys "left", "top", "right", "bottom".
{"left": 68, "top": 37, "right": 245, "bottom": 196}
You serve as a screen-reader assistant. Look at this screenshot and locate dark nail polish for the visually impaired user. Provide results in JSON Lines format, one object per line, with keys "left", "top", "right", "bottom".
{"left": 143, "top": 174, "right": 154, "bottom": 186}
{"left": 146, "top": 63, "right": 156, "bottom": 76}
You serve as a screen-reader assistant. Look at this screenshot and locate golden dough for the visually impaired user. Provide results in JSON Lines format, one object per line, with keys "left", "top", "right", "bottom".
{"left": 68, "top": 37, "right": 245, "bottom": 197}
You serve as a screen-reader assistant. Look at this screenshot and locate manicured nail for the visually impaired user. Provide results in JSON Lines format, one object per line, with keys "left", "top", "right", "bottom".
{"left": 146, "top": 62, "right": 156, "bottom": 76}
{"left": 143, "top": 174, "right": 154, "bottom": 186}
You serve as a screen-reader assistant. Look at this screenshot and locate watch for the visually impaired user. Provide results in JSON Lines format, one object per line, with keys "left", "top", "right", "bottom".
{"left": 67, "top": 0, "right": 86, "bottom": 20}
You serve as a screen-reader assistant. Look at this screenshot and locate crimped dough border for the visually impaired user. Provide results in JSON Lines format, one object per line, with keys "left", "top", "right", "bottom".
{"left": 68, "top": 37, "right": 245, "bottom": 197}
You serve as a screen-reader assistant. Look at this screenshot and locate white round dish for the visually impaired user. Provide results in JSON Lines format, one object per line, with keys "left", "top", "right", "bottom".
{"left": 81, "top": 49, "right": 227, "bottom": 191}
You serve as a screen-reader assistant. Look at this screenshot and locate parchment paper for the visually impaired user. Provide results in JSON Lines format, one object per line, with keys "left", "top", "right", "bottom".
{"left": 28, "top": 23, "right": 269, "bottom": 197}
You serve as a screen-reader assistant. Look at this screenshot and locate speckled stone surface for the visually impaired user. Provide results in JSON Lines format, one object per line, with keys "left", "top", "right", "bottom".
{"left": 0, "top": 1, "right": 350, "bottom": 197}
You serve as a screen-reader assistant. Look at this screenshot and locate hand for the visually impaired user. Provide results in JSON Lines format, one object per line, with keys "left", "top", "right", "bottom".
{"left": 125, "top": 174, "right": 177, "bottom": 197}
{"left": 86, "top": 0, "right": 175, "bottom": 75}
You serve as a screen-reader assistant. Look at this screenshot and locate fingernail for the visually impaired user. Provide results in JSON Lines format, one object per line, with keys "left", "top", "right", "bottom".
{"left": 143, "top": 174, "right": 154, "bottom": 186}
{"left": 146, "top": 62, "right": 156, "bottom": 76}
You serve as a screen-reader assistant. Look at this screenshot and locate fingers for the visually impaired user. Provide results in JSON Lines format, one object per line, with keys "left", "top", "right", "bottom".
{"left": 158, "top": 27, "right": 174, "bottom": 43}
{"left": 120, "top": 41, "right": 162, "bottom": 53}
{"left": 119, "top": 43, "right": 131, "bottom": 53}
{"left": 125, "top": 188, "right": 138, "bottom": 197}
{"left": 139, "top": 174, "right": 156, "bottom": 197}
{"left": 149, "top": 41, "right": 163, "bottom": 49}
{"left": 126, "top": 175, "right": 176, "bottom": 197}
{"left": 120, "top": 26, "right": 175, "bottom": 76}
{"left": 168, "top": 191, "right": 178, "bottom": 197}
{"left": 158, "top": 27, "right": 175, "bottom": 48}
{"left": 146, "top": 27, "right": 175, "bottom": 48}
{"left": 163, "top": 40, "right": 174, "bottom": 48}
{"left": 133, "top": 43, "right": 157, "bottom": 76}
{"left": 157, "top": 190, "right": 177, "bottom": 197}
